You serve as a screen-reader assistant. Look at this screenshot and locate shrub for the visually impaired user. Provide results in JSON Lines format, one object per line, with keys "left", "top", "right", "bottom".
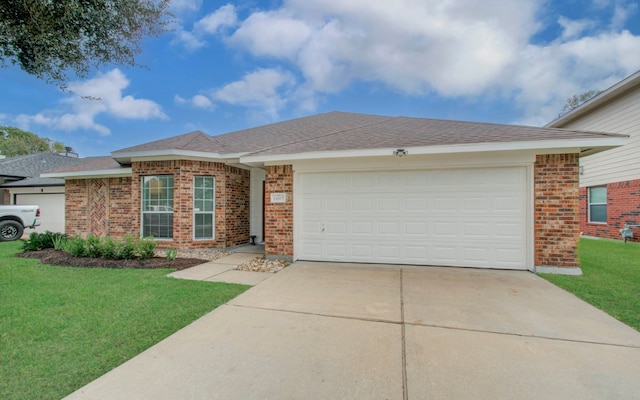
{"left": 114, "top": 235, "right": 136, "bottom": 260}
{"left": 136, "top": 237, "right": 157, "bottom": 260}
{"left": 26, "top": 233, "right": 159, "bottom": 261}
{"left": 63, "top": 237, "right": 87, "bottom": 257}
{"left": 84, "top": 235, "right": 102, "bottom": 258}
{"left": 21, "top": 231, "right": 66, "bottom": 251}
{"left": 97, "top": 237, "right": 117, "bottom": 259}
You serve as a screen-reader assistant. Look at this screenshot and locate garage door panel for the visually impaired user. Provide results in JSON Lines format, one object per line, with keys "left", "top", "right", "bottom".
{"left": 298, "top": 167, "right": 529, "bottom": 269}
{"left": 15, "top": 193, "right": 65, "bottom": 233}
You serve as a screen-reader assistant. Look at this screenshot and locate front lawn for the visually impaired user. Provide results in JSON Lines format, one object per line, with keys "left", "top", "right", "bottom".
{"left": 542, "top": 237, "right": 640, "bottom": 331}
{"left": 0, "top": 241, "right": 249, "bottom": 400}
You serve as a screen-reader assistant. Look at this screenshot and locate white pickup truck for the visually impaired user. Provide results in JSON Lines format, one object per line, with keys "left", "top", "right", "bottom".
{"left": 0, "top": 205, "right": 41, "bottom": 241}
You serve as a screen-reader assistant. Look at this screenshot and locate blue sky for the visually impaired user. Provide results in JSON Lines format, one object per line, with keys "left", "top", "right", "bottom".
{"left": 1, "top": 0, "right": 640, "bottom": 157}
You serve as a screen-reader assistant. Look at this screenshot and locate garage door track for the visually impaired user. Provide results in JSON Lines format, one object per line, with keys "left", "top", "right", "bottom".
{"left": 66, "top": 262, "right": 640, "bottom": 399}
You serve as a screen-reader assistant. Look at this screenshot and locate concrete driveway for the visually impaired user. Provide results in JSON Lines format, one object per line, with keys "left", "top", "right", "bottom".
{"left": 66, "top": 262, "right": 640, "bottom": 399}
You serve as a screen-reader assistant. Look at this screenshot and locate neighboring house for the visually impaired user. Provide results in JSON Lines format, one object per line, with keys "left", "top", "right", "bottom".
{"left": 0, "top": 152, "right": 87, "bottom": 233}
{"left": 43, "top": 111, "right": 626, "bottom": 274}
{"left": 547, "top": 70, "right": 640, "bottom": 242}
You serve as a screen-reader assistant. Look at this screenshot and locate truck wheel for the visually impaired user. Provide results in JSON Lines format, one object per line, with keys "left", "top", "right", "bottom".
{"left": 0, "top": 220, "right": 24, "bottom": 242}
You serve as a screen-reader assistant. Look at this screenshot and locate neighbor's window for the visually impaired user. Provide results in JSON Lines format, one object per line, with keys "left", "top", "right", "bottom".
{"left": 588, "top": 186, "right": 607, "bottom": 223}
{"left": 194, "top": 176, "right": 215, "bottom": 239}
{"left": 141, "top": 175, "right": 174, "bottom": 239}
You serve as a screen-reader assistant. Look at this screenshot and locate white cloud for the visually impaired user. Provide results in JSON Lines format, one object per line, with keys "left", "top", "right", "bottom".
{"left": 226, "top": 0, "right": 539, "bottom": 96}
{"left": 211, "top": 0, "right": 640, "bottom": 124}
{"left": 611, "top": 3, "right": 638, "bottom": 30}
{"left": 212, "top": 68, "right": 296, "bottom": 119}
{"left": 173, "top": 4, "right": 238, "bottom": 50}
{"left": 195, "top": 4, "right": 237, "bottom": 34}
{"left": 228, "top": 11, "right": 313, "bottom": 59}
{"left": 17, "top": 69, "right": 167, "bottom": 136}
{"left": 172, "top": 28, "right": 206, "bottom": 50}
{"left": 511, "top": 30, "right": 640, "bottom": 125}
{"left": 170, "top": 0, "right": 202, "bottom": 14}
{"left": 174, "top": 94, "right": 215, "bottom": 110}
{"left": 558, "top": 17, "right": 595, "bottom": 40}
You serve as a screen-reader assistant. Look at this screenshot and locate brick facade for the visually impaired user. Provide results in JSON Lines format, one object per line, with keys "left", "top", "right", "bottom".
{"left": 264, "top": 165, "right": 294, "bottom": 260}
{"left": 534, "top": 154, "right": 580, "bottom": 268}
{"left": 65, "top": 160, "right": 250, "bottom": 249}
{"left": 66, "top": 177, "right": 133, "bottom": 238}
{"left": 579, "top": 178, "right": 640, "bottom": 242}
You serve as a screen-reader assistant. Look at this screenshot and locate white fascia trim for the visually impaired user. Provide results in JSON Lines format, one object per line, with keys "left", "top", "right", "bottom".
{"left": 41, "top": 168, "right": 133, "bottom": 179}
{"left": 112, "top": 149, "right": 246, "bottom": 161}
{"left": 240, "top": 137, "right": 628, "bottom": 164}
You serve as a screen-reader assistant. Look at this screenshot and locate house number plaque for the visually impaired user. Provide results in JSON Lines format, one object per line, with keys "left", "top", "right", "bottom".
{"left": 270, "top": 193, "right": 287, "bottom": 203}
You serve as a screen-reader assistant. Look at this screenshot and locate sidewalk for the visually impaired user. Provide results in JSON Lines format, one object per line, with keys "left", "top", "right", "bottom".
{"left": 168, "top": 245, "right": 273, "bottom": 285}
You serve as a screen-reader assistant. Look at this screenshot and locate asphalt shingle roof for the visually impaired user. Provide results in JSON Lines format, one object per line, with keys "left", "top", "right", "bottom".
{"left": 112, "top": 111, "right": 626, "bottom": 158}
{"left": 0, "top": 153, "right": 88, "bottom": 186}
{"left": 0, "top": 152, "right": 86, "bottom": 178}
{"left": 41, "top": 156, "right": 122, "bottom": 175}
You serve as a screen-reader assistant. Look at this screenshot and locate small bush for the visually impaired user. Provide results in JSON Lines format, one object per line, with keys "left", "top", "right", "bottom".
{"left": 26, "top": 233, "right": 159, "bottom": 261}
{"left": 136, "top": 237, "right": 157, "bottom": 260}
{"left": 114, "top": 235, "right": 136, "bottom": 260}
{"left": 97, "top": 237, "right": 117, "bottom": 259}
{"left": 63, "top": 237, "right": 87, "bottom": 257}
{"left": 84, "top": 235, "right": 102, "bottom": 258}
{"left": 22, "top": 231, "right": 66, "bottom": 251}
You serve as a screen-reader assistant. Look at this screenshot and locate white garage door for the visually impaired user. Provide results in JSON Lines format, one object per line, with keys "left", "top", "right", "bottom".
{"left": 297, "top": 167, "right": 529, "bottom": 269}
{"left": 15, "top": 193, "right": 65, "bottom": 233}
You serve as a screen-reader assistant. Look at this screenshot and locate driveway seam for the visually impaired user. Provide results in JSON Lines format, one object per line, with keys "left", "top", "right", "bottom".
{"left": 400, "top": 268, "right": 408, "bottom": 400}
{"left": 228, "top": 303, "right": 403, "bottom": 325}
{"left": 405, "top": 321, "right": 640, "bottom": 349}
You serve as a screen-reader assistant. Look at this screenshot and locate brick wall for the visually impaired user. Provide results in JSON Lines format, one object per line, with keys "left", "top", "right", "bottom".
{"left": 534, "top": 154, "right": 580, "bottom": 268}
{"left": 579, "top": 179, "right": 640, "bottom": 242}
{"left": 225, "top": 166, "right": 251, "bottom": 247}
{"left": 65, "top": 177, "right": 133, "bottom": 238}
{"left": 64, "top": 160, "right": 250, "bottom": 249}
{"left": 264, "top": 165, "right": 294, "bottom": 259}
{"left": 65, "top": 179, "right": 88, "bottom": 236}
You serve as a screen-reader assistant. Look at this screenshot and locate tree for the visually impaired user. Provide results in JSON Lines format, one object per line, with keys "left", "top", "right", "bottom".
{"left": 0, "top": 0, "right": 172, "bottom": 85}
{"left": 560, "top": 89, "right": 602, "bottom": 116}
{"left": 0, "top": 126, "right": 66, "bottom": 157}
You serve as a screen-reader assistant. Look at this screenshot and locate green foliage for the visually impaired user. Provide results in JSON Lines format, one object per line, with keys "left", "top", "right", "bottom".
{"left": 55, "top": 235, "right": 157, "bottom": 260}
{"left": 84, "top": 235, "right": 102, "bottom": 258}
{"left": 52, "top": 234, "right": 66, "bottom": 250}
{"left": 114, "top": 235, "right": 137, "bottom": 260}
{"left": 0, "top": 0, "right": 173, "bottom": 85}
{"left": 97, "top": 237, "right": 117, "bottom": 259}
{"left": 0, "top": 240, "right": 249, "bottom": 400}
{"left": 541, "top": 238, "right": 640, "bottom": 331}
{"left": 21, "top": 231, "right": 66, "bottom": 251}
{"left": 63, "top": 237, "right": 87, "bottom": 257}
{"left": 136, "top": 237, "right": 157, "bottom": 260}
{"left": 560, "top": 89, "right": 602, "bottom": 116}
{"left": 166, "top": 247, "right": 179, "bottom": 261}
{"left": 0, "top": 126, "right": 67, "bottom": 157}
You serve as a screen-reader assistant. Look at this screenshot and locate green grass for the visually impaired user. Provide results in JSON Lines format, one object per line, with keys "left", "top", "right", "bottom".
{"left": 0, "top": 241, "right": 250, "bottom": 400}
{"left": 541, "top": 237, "right": 640, "bottom": 331}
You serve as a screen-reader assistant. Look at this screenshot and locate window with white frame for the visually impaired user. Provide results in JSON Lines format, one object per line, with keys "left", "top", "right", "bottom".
{"left": 588, "top": 186, "right": 607, "bottom": 223}
{"left": 193, "top": 176, "right": 215, "bottom": 239}
{"left": 141, "top": 175, "right": 174, "bottom": 239}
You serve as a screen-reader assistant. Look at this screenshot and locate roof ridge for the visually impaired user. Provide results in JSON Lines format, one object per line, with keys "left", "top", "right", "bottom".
{"left": 243, "top": 114, "right": 399, "bottom": 156}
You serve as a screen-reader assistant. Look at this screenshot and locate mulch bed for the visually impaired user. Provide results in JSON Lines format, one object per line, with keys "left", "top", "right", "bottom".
{"left": 17, "top": 248, "right": 208, "bottom": 271}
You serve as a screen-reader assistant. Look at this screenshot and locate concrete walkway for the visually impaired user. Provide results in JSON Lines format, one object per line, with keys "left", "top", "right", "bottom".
{"left": 65, "top": 262, "right": 640, "bottom": 399}
{"left": 168, "top": 245, "right": 273, "bottom": 285}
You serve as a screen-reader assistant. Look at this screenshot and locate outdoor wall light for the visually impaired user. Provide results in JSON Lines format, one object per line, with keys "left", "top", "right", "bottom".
{"left": 393, "top": 148, "right": 408, "bottom": 157}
